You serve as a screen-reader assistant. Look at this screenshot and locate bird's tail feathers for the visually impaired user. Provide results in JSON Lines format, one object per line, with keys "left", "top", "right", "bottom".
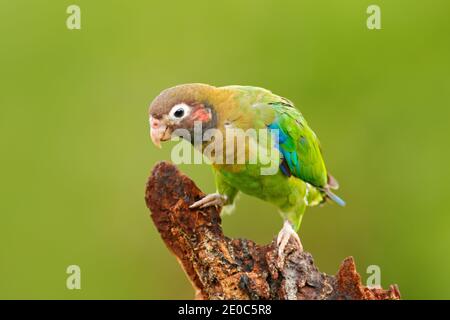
{"left": 320, "top": 187, "right": 346, "bottom": 207}
{"left": 327, "top": 173, "right": 339, "bottom": 190}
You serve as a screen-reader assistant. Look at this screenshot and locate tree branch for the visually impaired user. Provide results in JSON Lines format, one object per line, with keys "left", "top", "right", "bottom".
{"left": 145, "top": 161, "right": 400, "bottom": 300}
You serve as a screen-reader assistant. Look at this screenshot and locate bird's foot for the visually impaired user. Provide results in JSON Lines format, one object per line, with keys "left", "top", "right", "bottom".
{"left": 276, "top": 220, "right": 303, "bottom": 268}
{"left": 189, "top": 193, "right": 227, "bottom": 209}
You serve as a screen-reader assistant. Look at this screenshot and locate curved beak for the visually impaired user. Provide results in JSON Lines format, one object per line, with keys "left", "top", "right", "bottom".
{"left": 150, "top": 117, "right": 171, "bottom": 148}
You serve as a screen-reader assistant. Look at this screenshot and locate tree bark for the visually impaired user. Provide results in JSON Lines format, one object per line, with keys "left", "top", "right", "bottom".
{"left": 145, "top": 161, "right": 401, "bottom": 300}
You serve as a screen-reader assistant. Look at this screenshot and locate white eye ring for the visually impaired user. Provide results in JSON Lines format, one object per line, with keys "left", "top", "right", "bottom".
{"left": 169, "top": 103, "right": 190, "bottom": 120}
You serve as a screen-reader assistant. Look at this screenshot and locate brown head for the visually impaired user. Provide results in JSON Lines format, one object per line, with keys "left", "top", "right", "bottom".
{"left": 148, "top": 83, "right": 219, "bottom": 147}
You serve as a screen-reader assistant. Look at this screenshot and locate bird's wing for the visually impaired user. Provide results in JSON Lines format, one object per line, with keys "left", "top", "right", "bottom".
{"left": 266, "top": 102, "right": 328, "bottom": 188}
{"left": 228, "top": 86, "right": 344, "bottom": 204}
{"left": 224, "top": 86, "right": 327, "bottom": 187}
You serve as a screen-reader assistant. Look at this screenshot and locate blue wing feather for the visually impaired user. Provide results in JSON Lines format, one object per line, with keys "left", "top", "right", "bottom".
{"left": 268, "top": 119, "right": 300, "bottom": 178}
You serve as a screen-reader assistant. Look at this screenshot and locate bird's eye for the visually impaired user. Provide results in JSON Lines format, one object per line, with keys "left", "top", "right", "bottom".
{"left": 174, "top": 108, "right": 184, "bottom": 118}
{"left": 169, "top": 103, "right": 190, "bottom": 120}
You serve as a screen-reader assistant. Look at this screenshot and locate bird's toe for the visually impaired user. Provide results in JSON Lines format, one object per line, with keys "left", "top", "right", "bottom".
{"left": 190, "top": 193, "right": 227, "bottom": 209}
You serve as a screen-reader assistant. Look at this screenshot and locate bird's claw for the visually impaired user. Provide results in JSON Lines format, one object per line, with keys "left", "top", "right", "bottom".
{"left": 276, "top": 220, "right": 303, "bottom": 268}
{"left": 189, "top": 193, "right": 227, "bottom": 209}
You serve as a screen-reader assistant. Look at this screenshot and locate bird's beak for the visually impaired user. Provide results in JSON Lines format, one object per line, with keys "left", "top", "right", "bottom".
{"left": 150, "top": 117, "right": 171, "bottom": 148}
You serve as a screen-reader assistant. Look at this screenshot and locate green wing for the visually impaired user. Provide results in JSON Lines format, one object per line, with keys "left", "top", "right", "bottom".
{"left": 223, "top": 85, "right": 328, "bottom": 187}
{"left": 267, "top": 103, "right": 328, "bottom": 187}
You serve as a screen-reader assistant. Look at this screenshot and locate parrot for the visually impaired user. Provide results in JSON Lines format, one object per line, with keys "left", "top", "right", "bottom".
{"left": 148, "top": 83, "right": 344, "bottom": 263}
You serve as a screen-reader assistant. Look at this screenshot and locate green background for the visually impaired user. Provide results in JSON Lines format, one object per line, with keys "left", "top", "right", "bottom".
{"left": 1, "top": 0, "right": 449, "bottom": 299}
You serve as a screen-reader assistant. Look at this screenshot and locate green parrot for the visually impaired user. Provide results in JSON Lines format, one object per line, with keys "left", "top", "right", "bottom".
{"left": 149, "top": 83, "right": 344, "bottom": 261}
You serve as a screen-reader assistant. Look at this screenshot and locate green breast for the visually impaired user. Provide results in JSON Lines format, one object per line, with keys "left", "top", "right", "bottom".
{"left": 216, "top": 164, "right": 305, "bottom": 210}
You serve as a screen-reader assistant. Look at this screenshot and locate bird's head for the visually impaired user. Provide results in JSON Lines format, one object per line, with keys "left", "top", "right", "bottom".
{"left": 148, "top": 83, "right": 218, "bottom": 148}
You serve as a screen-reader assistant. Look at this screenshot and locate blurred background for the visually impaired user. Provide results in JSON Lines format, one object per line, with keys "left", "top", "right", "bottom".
{"left": 0, "top": 0, "right": 449, "bottom": 299}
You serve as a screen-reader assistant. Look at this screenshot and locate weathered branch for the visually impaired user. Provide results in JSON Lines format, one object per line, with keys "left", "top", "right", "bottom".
{"left": 145, "top": 161, "right": 400, "bottom": 300}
